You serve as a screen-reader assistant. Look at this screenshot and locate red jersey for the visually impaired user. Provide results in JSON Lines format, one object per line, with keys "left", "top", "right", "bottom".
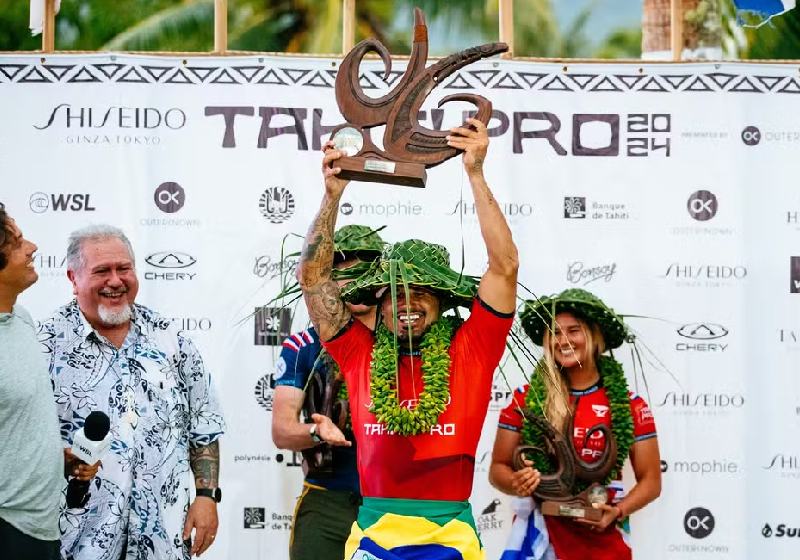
{"left": 324, "top": 298, "right": 513, "bottom": 501}
{"left": 498, "top": 382, "right": 657, "bottom": 560}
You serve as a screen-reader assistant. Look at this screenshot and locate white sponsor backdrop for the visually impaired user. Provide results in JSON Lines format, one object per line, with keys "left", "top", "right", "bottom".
{"left": 1, "top": 53, "right": 799, "bottom": 559}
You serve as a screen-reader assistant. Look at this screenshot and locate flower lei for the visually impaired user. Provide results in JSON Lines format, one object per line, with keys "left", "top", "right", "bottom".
{"left": 369, "top": 316, "right": 461, "bottom": 435}
{"left": 521, "top": 355, "right": 635, "bottom": 489}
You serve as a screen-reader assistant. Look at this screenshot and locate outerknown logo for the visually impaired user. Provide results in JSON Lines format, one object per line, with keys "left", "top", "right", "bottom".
{"left": 144, "top": 252, "right": 196, "bottom": 269}
{"left": 243, "top": 507, "right": 266, "bottom": 529}
{"left": 259, "top": 187, "right": 295, "bottom": 223}
{"left": 154, "top": 182, "right": 185, "bottom": 213}
{"left": 564, "top": 196, "right": 586, "bottom": 219}
{"left": 742, "top": 126, "right": 761, "bottom": 146}
{"left": 684, "top": 507, "right": 715, "bottom": 539}
{"left": 687, "top": 190, "right": 718, "bottom": 221}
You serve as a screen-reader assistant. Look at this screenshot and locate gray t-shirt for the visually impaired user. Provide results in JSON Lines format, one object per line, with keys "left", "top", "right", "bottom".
{"left": 0, "top": 305, "right": 63, "bottom": 541}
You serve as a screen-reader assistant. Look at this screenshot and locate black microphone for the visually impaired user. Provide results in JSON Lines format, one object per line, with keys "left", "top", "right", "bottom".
{"left": 65, "top": 411, "right": 111, "bottom": 509}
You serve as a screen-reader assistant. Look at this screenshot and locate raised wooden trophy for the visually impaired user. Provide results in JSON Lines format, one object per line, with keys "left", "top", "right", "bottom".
{"left": 330, "top": 8, "right": 508, "bottom": 187}
{"left": 512, "top": 410, "right": 618, "bottom": 522}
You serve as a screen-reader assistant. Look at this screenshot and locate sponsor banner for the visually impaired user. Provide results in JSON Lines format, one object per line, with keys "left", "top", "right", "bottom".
{"left": 3, "top": 54, "right": 799, "bottom": 560}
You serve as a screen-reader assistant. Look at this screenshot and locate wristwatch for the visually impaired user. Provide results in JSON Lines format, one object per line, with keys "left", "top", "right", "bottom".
{"left": 309, "top": 424, "right": 323, "bottom": 445}
{"left": 196, "top": 488, "right": 222, "bottom": 503}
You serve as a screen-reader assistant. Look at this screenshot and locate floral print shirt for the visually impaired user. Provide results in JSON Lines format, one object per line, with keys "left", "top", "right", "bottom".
{"left": 39, "top": 300, "right": 225, "bottom": 560}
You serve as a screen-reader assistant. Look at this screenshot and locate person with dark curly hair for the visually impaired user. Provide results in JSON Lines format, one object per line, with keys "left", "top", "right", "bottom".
{"left": 0, "top": 203, "right": 68, "bottom": 560}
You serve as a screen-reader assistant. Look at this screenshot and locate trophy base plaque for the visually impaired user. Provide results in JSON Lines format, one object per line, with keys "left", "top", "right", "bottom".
{"left": 335, "top": 156, "right": 427, "bottom": 188}
{"left": 541, "top": 500, "right": 603, "bottom": 521}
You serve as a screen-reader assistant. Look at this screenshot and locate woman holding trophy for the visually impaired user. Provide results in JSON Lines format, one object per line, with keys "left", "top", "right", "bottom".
{"left": 489, "top": 289, "right": 662, "bottom": 560}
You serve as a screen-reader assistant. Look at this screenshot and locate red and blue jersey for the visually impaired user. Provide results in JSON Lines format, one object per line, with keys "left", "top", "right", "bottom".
{"left": 324, "top": 298, "right": 513, "bottom": 501}
{"left": 498, "top": 381, "right": 657, "bottom": 560}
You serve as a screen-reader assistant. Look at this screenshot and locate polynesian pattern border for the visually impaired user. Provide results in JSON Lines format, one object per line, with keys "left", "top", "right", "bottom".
{"left": 1, "top": 59, "right": 800, "bottom": 94}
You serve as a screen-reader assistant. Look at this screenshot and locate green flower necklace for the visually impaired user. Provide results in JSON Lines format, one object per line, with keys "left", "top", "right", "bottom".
{"left": 369, "top": 316, "right": 461, "bottom": 436}
{"left": 522, "top": 355, "right": 635, "bottom": 488}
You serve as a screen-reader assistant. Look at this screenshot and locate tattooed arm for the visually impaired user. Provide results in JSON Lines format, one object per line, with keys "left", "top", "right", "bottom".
{"left": 183, "top": 441, "right": 220, "bottom": 556}
{"left": 190, "top": 441, "right": 220, "bottom": 490}
{"left": 297, "top": 142, "right": 352, "bottom": 342}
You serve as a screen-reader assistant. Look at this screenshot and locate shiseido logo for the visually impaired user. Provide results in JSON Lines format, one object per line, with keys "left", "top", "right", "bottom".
{"left": 656, "top": 392, "right": 744, "bottom": 412}
{"left": 29, "top": 192, "right": 96, "bottom": 213}
{"left": 254, "top": 373, "right": 275, "bottom": 411}
{"left": 144, "top": 252, "right": 197, "bottom": 281}
{"left": 687, "top": 190, "right": 717, "bottom": 221}
{"left": 762, "top": 523, "right": 800, "bottom": 538}
{"left": 684, "top": 507, "right": 715, "bottom": 539}
{"left": 662, "top": 264, "right": 747, "bottom": 279}
{"left": 253, "top": 255, "right": 298, "bottom": 280}
{"left": 763, "top": 454, "right": 800, "bottom": 478}
{"left": 153, "top": 182, "right": 185, "bottom": 213}
{"left": 35, "top": 104, "right": 186, "bottom": 130}
{"left": 145, "top": 252, "right": 196, "bottom": 269}
{"left": 259, "top": 187, "right": 295, "bottom": 224}
{"left": 168, "top": 317, "right": 211, "bottom": 332}
{"left": 448, "top": 200, "right": 532, "bottom": 218}
{"left": 254, "top": 307, "right": 292, "bottom": 346}
{"left": 243, "top": 507, "right": 266, "bottom": 529}
{"left": 676, "top": 323, "right": 729, "bottom": 352}
{"left": 566, "top": 261, "right": 617, "bottom": 286}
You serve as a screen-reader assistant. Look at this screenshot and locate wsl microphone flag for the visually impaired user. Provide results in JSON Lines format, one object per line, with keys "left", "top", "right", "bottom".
{"left": 733, "top": 0, "right": 797, "bottom": 26}
{"left": 66, "top": 411, "right": 112, "bottom": 509}
{"left": 29, "top": 0, "right": 61, "bottom": 36}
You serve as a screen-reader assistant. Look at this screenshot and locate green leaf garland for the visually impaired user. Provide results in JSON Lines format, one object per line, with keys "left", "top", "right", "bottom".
{"left": 521, "top": 356, "right": 635, "bottom": 489}
{"left": 369, "top": 316, "right": 461, "bottom": 436}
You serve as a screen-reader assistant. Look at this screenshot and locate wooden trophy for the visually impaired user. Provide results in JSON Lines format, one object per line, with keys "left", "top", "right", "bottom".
{"left": 512, "top": 410, "right": 618, "bottom": 522}
{"left": 330, "top": 8, "right": 508, "bottom": 187}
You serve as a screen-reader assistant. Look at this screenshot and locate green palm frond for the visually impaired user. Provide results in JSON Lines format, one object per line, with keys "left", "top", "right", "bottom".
{"left": 101, "top": 0, "right": 214, "bottom": 51}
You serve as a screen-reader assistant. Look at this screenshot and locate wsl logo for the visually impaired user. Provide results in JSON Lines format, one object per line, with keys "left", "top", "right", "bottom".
{"left": 259, "top": 187, "right": 295, "bottom": 224}
{"left": 29, "top": 192, "right": 96, "bottom": 213}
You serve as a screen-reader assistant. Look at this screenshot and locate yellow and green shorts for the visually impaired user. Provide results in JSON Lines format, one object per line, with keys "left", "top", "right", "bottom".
{"left": 344, "top": 497, "right": 483, "bottom": 560}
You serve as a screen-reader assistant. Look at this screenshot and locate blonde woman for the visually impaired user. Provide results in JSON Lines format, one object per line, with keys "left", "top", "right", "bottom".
{"left": 490, "top": 289, "right": 661, "bottom": 560}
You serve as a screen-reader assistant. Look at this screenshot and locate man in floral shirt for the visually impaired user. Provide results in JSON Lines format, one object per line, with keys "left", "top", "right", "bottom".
{"left": 39, "top": 225, "right": 225, "bottom": 560}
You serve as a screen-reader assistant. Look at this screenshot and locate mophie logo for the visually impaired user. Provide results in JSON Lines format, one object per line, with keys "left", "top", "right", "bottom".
{"left": 341, "top": 200, "right": 423, "bottom": 217}
{"left": 205, "top": 107, "right": 671, "bottom": 157}
{"left": 29, "top": 192, "right": 96, "bottom": 213}
{"left": 34, "top": 104, "right": 186, "bottom": 130}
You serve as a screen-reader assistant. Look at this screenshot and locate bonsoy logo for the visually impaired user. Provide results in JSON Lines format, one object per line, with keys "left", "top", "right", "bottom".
{"left": 564, "top": 196, "right": 586, "bottom": 219}
{"left": 791, "top": 256, "right": 800, "bottom": 294}
{"left": 742, "top": 126, "right": 761, "bottom": 146}
{"left": 259, "top": 187, "right": 295, "bottom": 224}
{"left": 153, "top": 182, "right": 185, "bottom": 213}
{"left": 687, "top": 190, "right": 717, "bottom": 221}
{"left": 684, "top": 507, "right": 715, "bottom": 539}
